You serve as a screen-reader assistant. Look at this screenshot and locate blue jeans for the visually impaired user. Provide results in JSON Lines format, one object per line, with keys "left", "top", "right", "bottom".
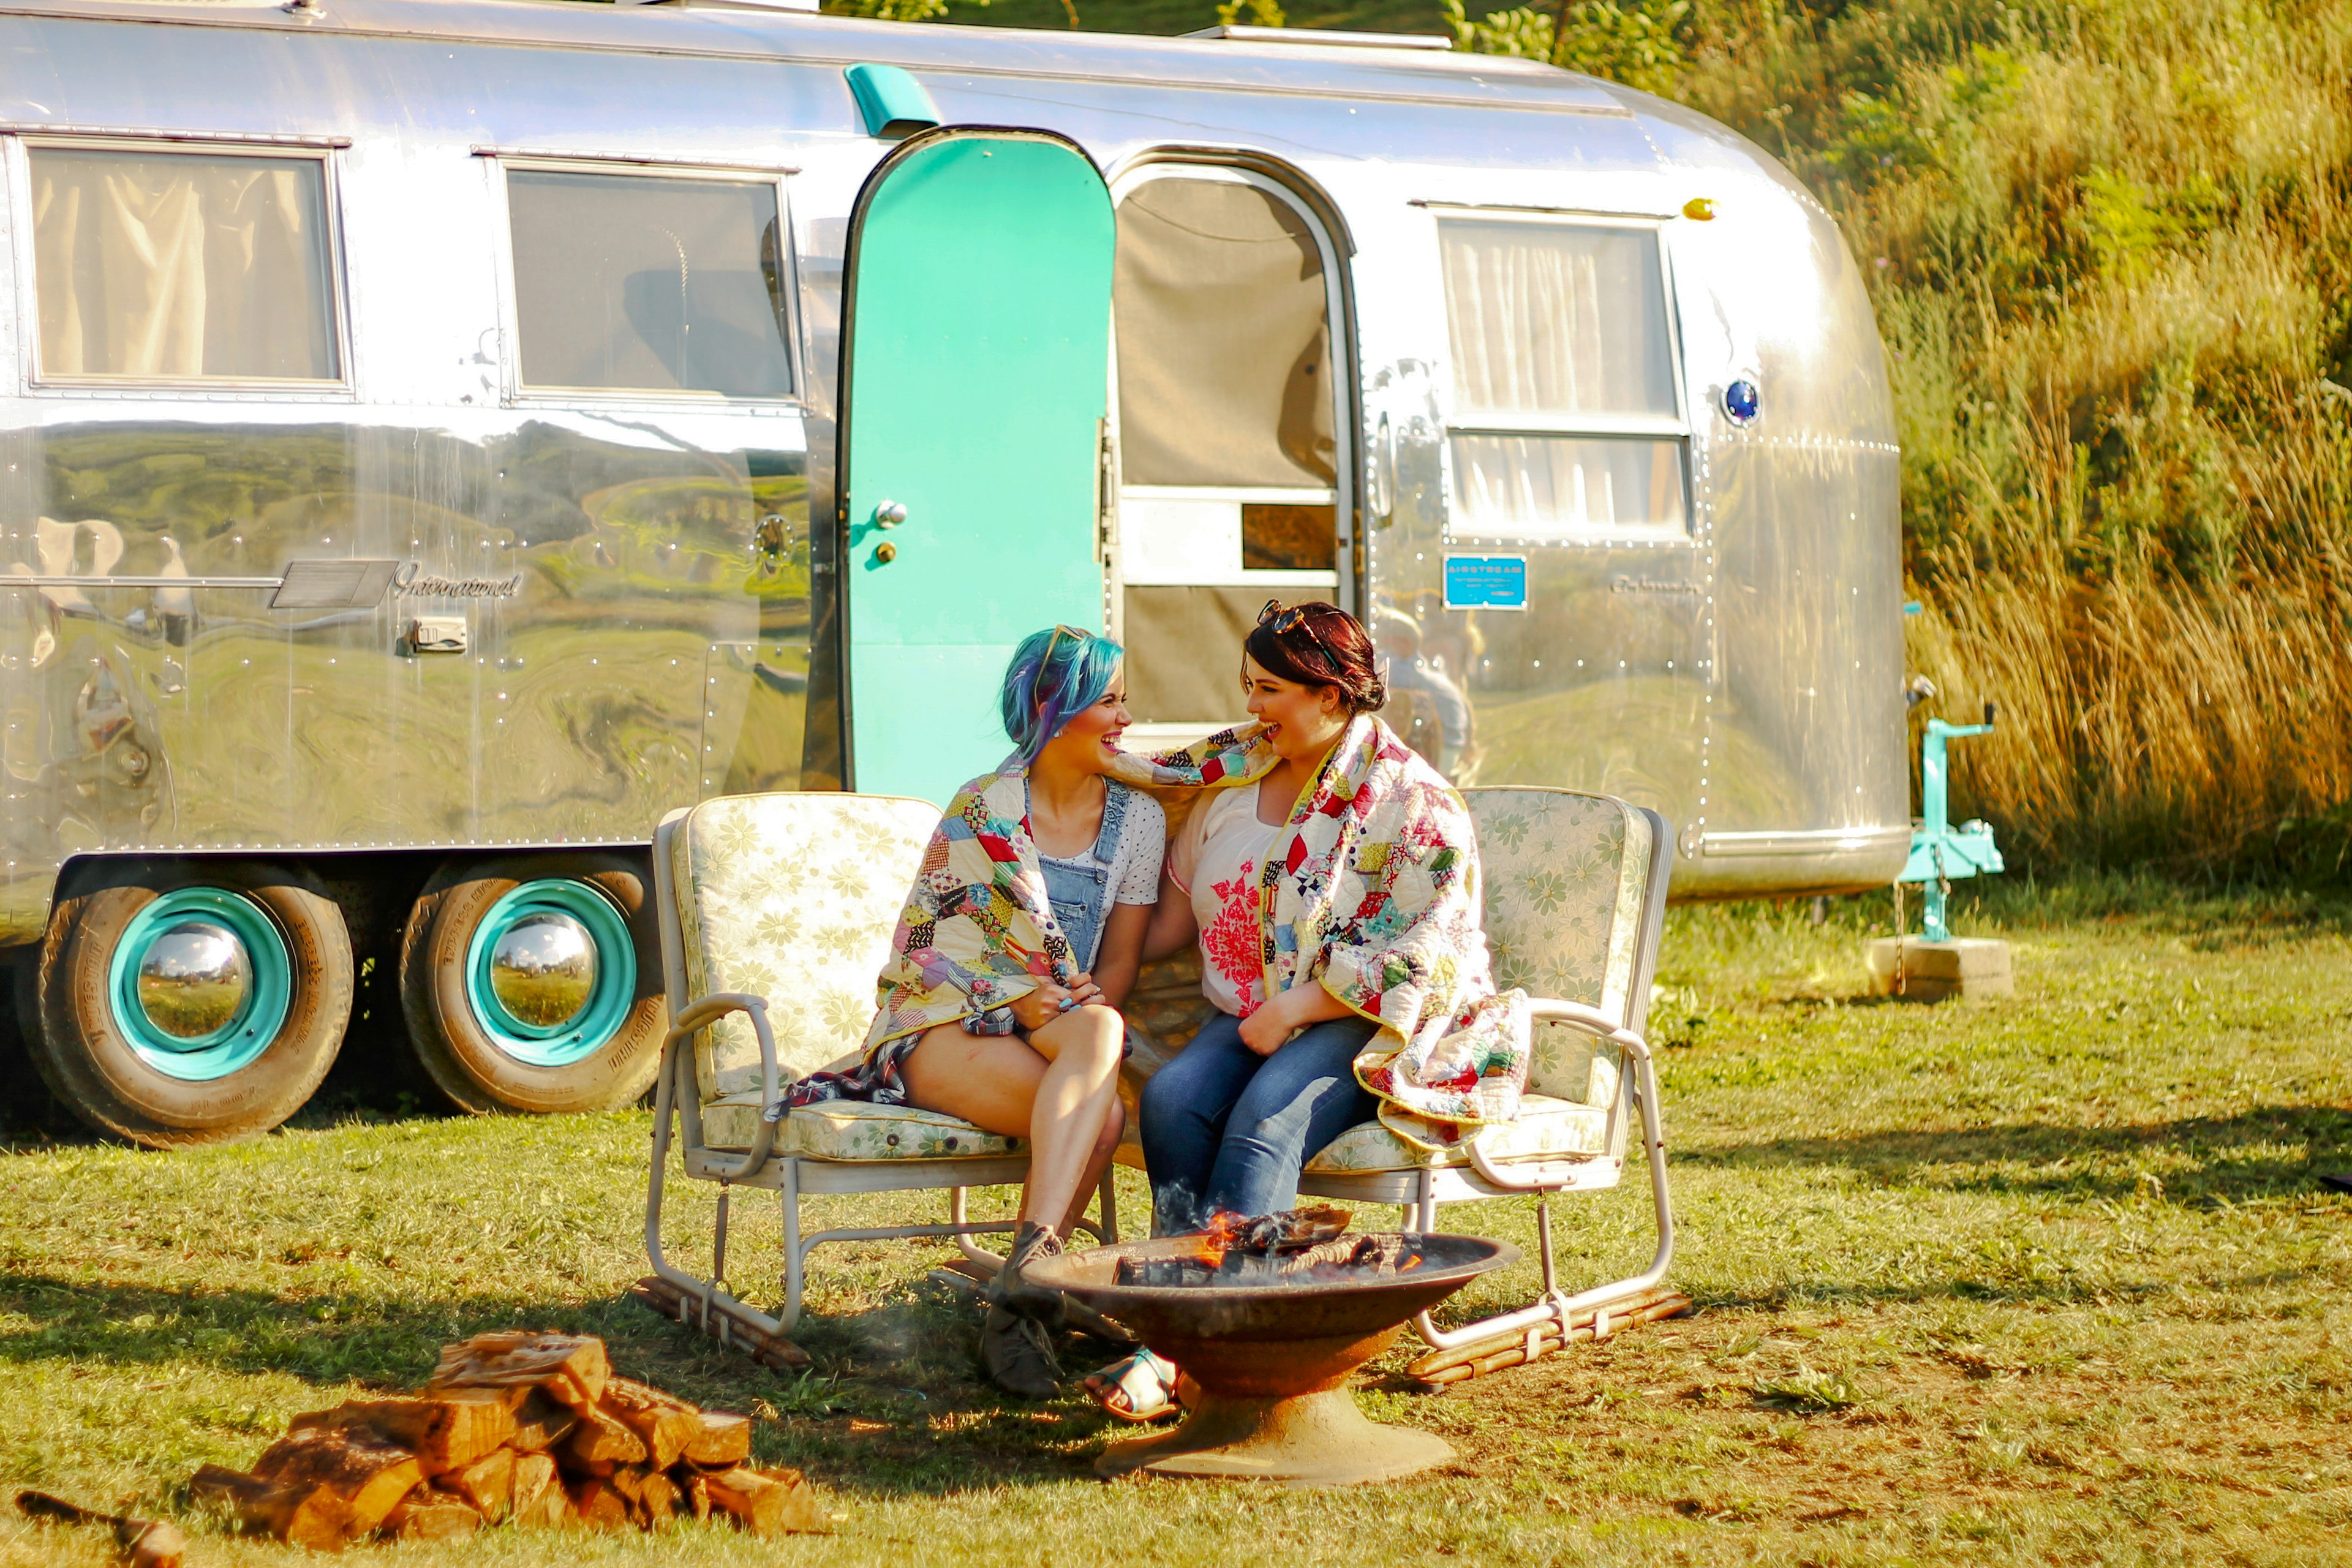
{"left": 1138, "top": 1010, "right": 1379, "bottom": 1235}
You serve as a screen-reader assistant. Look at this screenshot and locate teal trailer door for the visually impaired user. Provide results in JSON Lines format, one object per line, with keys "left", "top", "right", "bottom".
{"left": 839, "top": 129, "right": 1115, "bottom": 803}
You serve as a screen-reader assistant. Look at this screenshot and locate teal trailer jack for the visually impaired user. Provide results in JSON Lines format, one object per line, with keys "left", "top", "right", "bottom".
{"left": 1868, "top": 697, "right": 2014, "bottom": 1000}
{"left": 1898, "top": 702, "right": 2004, "bottom": 941}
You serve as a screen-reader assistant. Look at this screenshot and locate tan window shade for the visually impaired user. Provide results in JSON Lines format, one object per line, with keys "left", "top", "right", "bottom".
{"left": 1450, "top": 434, "right": 1686, "bottom": 540}
{"left": 508, "top": 170, "right": 794, "bottom": 398}
{"left": 30, "top": 148, "right": 339, "bottom": 382}
{"left": 1439, "top": 219, "right": 1674, "bottom": 420}
{"left": 1121, "top": 584, "right": 1267, "bottom": 723}
{"left": 1114, "top": 178, "right": 1335, "bottom": 488}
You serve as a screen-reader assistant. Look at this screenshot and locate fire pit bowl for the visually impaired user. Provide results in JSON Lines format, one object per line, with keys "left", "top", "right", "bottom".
{"left": 1025, "top": 1232, "right": 1517, "bottom": 1487}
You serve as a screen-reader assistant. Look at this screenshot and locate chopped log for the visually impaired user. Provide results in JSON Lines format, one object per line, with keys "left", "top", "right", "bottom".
{"left": 15, "top": 1491, "right": 186, "bottom": 1568}
{"left": 508, "top": 1453, "right": 566, "bottom": 1529}
{"left": 680, "top": 1410, "right": 752, "bottom": 1469}
{"left": 503, "top": 1385, "right": 580, "bottom": 1452}
{"left": 381, "top": 1491, "right": 483, "bottom": 1542}
{"left": 638, "top": 1469, "right": 682, "bottom": 1529}
{"left": 557, "top": 1404, "right": 649, "bottom": 1475}
{"left": 192, "top": 1463, "right": 340, "bottom": 1545}
{"left": 290, "top": 1390, "right": 515, "bottom": 1475}
{"left": 249, "top": 1427, "right": 426, "bottom": 1544}
{"left": 566, "top": 1476, "right": 633, "bottom": 1532}
{"left": 600, "top": 1378, "right": 704, "bottom": 1469}
{"left": 703, "top": 1466, "right": 827, "bottom": 1536}
{"left": 629, "top": 1276, "right": 812, "bottom": 1370}
{"left": 682, "top": 1471, "right": 712, "bottom": 1523}
{"left": 429, "top": 1330, "right": 610, "bottom": 1408}
{"left": 186, "top": 1464, "right": 270, "bottom": 1522}
{"left": 607, "top": 1464, "right": 681, "bottom": 1529}
{"left": 443, "top": 1446, "right": 514, "bottom": 1521}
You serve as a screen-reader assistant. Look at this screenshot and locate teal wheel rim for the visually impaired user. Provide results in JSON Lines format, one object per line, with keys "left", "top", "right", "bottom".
{"left": 108, "top": 888, "right": 293, "bottom": 1082}
{"left": 464, "top": 880, "right": 638, "bottom": 1068}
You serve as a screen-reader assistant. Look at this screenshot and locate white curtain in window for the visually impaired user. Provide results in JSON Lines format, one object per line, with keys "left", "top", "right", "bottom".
{"left": 1439, "top": 219, "right": 1675, "bottom": 420}
{"left": 31, "top": 149, "right": 337, "bottom": 381}
{"left": 1451, "top": 434, "right": 1686, "bottom": 540}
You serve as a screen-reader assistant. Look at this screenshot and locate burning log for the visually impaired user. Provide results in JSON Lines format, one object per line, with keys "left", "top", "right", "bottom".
{"left": 1200, "top": 1204, "right": 1352, "bottom": 1256}
{"left": 184, "top": 1331, "right": 830, "bottom": 1542}
{"left": 1114, "top": 1208, "right": 1426, "bottom": 1287}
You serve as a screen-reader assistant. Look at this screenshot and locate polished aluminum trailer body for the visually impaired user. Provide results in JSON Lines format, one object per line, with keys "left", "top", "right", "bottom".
{"left": 0, "top": 0, "right": 1903, "bottom": 954}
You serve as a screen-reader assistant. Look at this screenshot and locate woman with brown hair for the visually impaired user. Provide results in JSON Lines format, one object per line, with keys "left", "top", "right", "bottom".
{"left": 1087, "top": 601, "right": 1530, "bottom": 1419}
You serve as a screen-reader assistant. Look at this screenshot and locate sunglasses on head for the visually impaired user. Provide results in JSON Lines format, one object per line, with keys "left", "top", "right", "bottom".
{"left": 1035, "top": 624, "right": 1089, "bottom": 706}
{"left": 1257, "top": 599, "right": 1339, "bottom": 667}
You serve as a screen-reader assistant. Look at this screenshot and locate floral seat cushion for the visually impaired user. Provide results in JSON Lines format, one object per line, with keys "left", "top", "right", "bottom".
{"left": 701, "top": 1094, "right": 1025, "bottom": 1161}
{"left": 1303, "top": 1094, "right": 1610, "bottom": 1174}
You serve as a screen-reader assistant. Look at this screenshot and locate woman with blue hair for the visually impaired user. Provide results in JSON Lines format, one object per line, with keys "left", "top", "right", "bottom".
{"left": 777, "top": 625, "right": 1163, "bottom": 1399}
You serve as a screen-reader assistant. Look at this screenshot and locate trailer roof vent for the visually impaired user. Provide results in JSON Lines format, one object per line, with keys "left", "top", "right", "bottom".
{"left": 1181, "top": 25, "right": 1453, "bottom": 49}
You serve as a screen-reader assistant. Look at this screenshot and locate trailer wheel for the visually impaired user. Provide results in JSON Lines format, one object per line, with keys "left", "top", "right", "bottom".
{"left": 29, "top": 862, "right": 352, "bottom": 1147}
{"left": 399, "top": 855, "right": 664, "bottom": 1115}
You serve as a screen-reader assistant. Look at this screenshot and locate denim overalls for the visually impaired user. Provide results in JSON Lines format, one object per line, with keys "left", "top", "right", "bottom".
{"left": 1035, "top": 780, "right": 1131, "bottom": 973}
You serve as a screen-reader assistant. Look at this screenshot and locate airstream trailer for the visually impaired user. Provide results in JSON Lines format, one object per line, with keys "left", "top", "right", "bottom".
{"left": 0, "top": 0, "right": 1905, "bottom": 1146}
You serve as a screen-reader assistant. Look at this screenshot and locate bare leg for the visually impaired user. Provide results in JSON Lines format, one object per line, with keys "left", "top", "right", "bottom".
{"left": 1017, "top": 1003, "right": 1126, "bottom": 1230}
{"left": 900, "top": 1004, "right": 1125, "bottom": 1234}
{"left": 1058, "top": 1098, "right": 1125, "bottom": 1238}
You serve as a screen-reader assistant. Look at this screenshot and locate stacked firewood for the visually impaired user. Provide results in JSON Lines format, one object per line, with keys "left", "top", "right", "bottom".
{"left": 189, "top": 1332, "right": 824, "bottom": 1547}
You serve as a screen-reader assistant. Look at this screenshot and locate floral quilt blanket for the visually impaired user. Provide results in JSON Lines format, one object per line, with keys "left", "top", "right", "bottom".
{"left": 1118, "top": 715, "right": 1530, "bottom": 1152}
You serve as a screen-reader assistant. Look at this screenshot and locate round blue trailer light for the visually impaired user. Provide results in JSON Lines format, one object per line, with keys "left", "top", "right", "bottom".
{"left": 1722, "top": 379, "right": 1761, "bottom": 426}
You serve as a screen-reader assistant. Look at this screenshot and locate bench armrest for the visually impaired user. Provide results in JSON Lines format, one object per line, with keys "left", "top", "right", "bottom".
{"left": 663, "top": 992, "right": 782, "bottom": 1182}
{"left": 1466, "top": 997, "right": 1651, "bottom": 1191}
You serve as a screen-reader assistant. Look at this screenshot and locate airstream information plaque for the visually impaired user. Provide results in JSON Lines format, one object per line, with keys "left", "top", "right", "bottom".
{"left": 1442, "top": 556, "right": 1529, "bottom": 611}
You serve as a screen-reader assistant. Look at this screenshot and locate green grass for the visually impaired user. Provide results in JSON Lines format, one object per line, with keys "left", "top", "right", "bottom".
{"left": 6, "top": 888, "right": 2351, "bottom": 1564}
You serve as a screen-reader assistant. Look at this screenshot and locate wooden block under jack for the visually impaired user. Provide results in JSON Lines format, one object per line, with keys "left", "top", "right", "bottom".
{"left": 1865, "top": 937, "right": 2015, "bottom": 1001}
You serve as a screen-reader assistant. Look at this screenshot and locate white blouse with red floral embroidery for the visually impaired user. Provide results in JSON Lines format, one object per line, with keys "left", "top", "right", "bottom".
{"left": 1166, "top": 783, "right": 1287, "bottom": 1018}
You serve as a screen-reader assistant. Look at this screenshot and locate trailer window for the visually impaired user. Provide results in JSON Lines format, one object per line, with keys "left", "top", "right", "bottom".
{"left": 1114, "top": 177, "right": 1334, "bottom": 489}
{"left": 28, "top": 146, "right": 340, "bottom": 383}
{"left": 1438, "top": 217, "right": 1685, "bottom": 540}
{"left": 507, "top": 170, "right": 794, "bottom": 398}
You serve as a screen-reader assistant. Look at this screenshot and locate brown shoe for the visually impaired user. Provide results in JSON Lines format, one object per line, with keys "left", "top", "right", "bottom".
{"left": 980, "top": 1305, "right": 1061, "bottom": 1400}
{"left": 986, "top": 1221, "right": 1067, "bottom": 1328}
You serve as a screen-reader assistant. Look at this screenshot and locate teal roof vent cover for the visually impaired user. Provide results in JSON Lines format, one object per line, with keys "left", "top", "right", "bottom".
{"left": 846, "top": 63, "right": 941, "bottom": 140}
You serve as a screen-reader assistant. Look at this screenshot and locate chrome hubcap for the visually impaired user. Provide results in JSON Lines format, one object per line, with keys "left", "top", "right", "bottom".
{"left": 134, "top": 919, "right": 251, "bottom": 1041}
{"left": 486, "top": 912, "right": 598, "bottom": 1030}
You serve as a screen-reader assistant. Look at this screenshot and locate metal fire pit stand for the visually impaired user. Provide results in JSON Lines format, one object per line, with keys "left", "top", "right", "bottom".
{"left": 1030, "top": 1235, "right": 1515, "bottom": 1487}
